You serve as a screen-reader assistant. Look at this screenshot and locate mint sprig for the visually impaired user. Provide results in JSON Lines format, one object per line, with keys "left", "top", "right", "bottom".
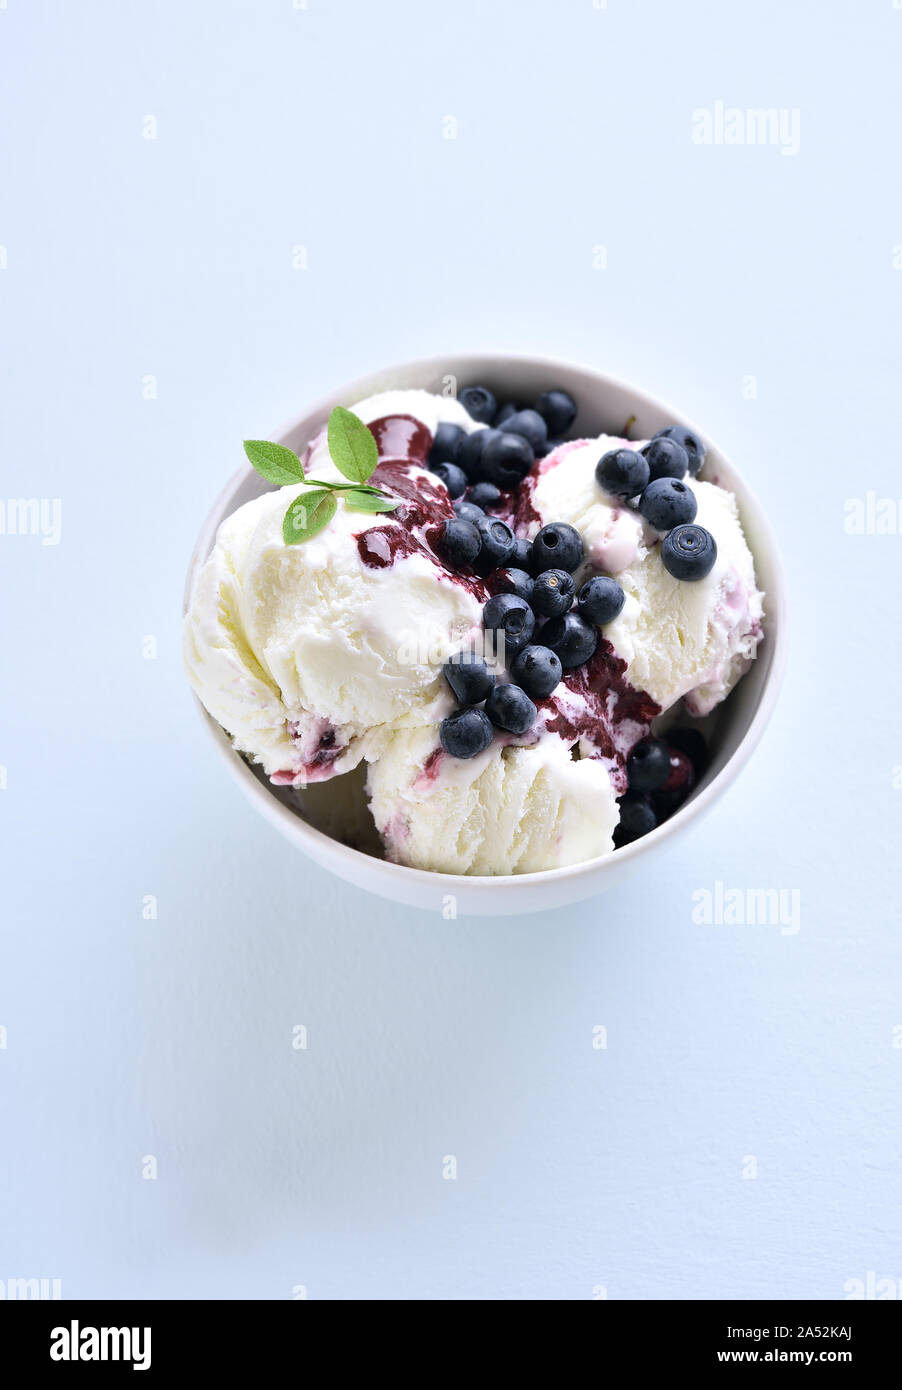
{"left": 243, "top": 407, "right": 400, "bottom": 544}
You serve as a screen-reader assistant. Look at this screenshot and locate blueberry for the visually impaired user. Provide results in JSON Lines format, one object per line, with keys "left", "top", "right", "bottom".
{"left": 652, "top": 789, "right": 685, "bottom": 820}
{"left": 474, "top": 514, "right": 515, "bottom": 570}
{"left": 530, "top": 522, "right": 584, "bottom": 574}
{"left": 535, "top": 389, "right": 577, "bottom": 437}
{"left": 443, "top": 651, "right": 495, "bottom": 705}
{"left": 540, "top": 438, "right": 565, "bottom": 458}
{"left": 661, "top": 524, "right": 717, "bottom": 581}
{"left": 531, "top": 567, "right": 575, "bottom": 618}
{"left": 653, "top": 425, "right": 706, "bottom": 477}
{"left": 499, "top": 408, "right": 547, "bottom": 455}
{"left": 614, "top": 793, "right": 657, "bottom": 846}
{"left": 459, "top": 428, "right": 498, "bottom": 481}
{"left": 641, "top": 436, "right": 689, "bottom": 482}
{"left": 595, "top": 448, "right": 649, "bottom": 500}
{"left": 485, "top": 683, "right": 538, "bottom": 735}
{"left": 494, "top": 401, "right": 521, "bottom": 428}
{"left": 510, "top": 536, "right": 533, "bottom": 569}
{"left": 430, "top": 461, "right": 467, "bottom": 498}
{"left": 467, "top": 481, "right": 501, "bottom": 510}
{"left": 486, "top": 566, "right": 534, "bottom": 602}
{"left": 510, "top": 644, "right": 562, "bottom": 699}
{"left": 626, "top": 737, "right": 672, "bottom": 792}
{"left": 660, "top": 750, "right": 695, "bottom": 793}
{"left": 480, "top": 431, "right": 535, "bottom": 489}
{"left": 541, "top": 611, "right": 597, "bottom": 668}
{"left": 439, "top": 707, "right": 494, "bottom": 759}
{"left": 578, "top": 575, "right": 625, "bottom": 626}
{"left": 639, "top": 477, "right": 697, "bottom": 531}
{"left": 666, "top": 727, "right": 708, "bottom": 775}
{"left": 436, "top": 517, "right": 481, "bottom": 569}
{"left": 653, "top": 750, "right": 696, "bottom": 817}
{"left": 483, "top": 592, "right": 536, "bottom": 658}
{"left": 459, "top": 385, "right": 497, "bottom": 424}
{"left": 429, "top": 421, "right": 466, "bottom": 467}
{"left": 454, "top": 499, "right": 485, "bottom": 523}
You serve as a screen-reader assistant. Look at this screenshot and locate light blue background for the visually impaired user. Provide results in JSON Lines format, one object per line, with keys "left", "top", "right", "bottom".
{"left": 1, "top": 0, "right": 900, "bottom": 1300}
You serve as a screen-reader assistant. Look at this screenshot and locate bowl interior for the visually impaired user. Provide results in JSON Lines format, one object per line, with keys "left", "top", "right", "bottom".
{"left": 186, "top": 354, "right": 784, "bottom": 913}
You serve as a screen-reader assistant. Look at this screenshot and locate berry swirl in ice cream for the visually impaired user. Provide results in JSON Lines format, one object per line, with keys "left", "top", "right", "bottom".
{"left": 183, "top": 383, "right": 764, "bottom": 874}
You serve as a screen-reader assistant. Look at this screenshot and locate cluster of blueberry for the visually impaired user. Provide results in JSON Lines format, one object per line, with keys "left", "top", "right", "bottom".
{"left": 596, "top": 428, "right": 717, "bottom": 581}
{"left": 425, "top": 383, "right": 712, "bottom": 845}
{"left": 616, "top": 728, "right": 707, "bottom": 846}
{"left": 437, "top": 510, "right": 623, "bottom": 759}
{"left": 427, "top": 384, "right": 625, "bottom": 762}
{"left": 427, "top": 385, "right": 577, "bottom": 498}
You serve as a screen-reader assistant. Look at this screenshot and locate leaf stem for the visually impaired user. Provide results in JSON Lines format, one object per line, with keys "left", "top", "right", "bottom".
{"left": 303, "top": 478, "right": 384, "bottom": 494}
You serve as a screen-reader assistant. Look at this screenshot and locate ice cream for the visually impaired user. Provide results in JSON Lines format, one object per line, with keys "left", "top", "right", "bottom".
{"left": 367, "top": 726, "right": 620, "bottom": 874}
{"left": 517, "top": 435, "right": 764, "bottom": 716}
{"left": 184, "top": 392, "right": 486, "bottom": 784}
{"left": 184, "top": 383, "right": 765, "bottom": 875}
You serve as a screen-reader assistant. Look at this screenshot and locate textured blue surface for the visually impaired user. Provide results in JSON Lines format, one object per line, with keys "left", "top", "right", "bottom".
{"left": 1, "top": 0, "right": 900, "bottom": 1299}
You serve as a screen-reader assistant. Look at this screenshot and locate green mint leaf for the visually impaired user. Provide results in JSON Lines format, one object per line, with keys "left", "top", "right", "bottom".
{"left": 282, "top": 489, "right": 337, "bottom": 544}
{"left": 244, "top": 439, "right": 306, "bottom": 485}
{"left": 342, "top": 489, "right": 401, "bottom": 513}
{"left": 327, "top": 406, "right": 379, "bottom": 483}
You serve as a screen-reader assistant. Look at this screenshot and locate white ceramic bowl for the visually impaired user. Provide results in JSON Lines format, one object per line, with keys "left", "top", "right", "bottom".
{"left": 185, "top": 353, "right": 786, "bottom": 916}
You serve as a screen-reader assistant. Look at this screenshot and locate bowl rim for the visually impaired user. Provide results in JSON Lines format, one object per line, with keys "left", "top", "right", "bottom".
{"left": 185, "top": 350, "right": 787, "bottom": 892}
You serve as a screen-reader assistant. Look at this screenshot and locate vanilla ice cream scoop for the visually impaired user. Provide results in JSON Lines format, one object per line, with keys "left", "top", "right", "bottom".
{"left": 518, "top": 436, "right": 764, "bottom": 717}
{"left": 367, "top": 726, "right": 620, "bottom": 874}
{"left": 605, "top": 479, "right": 764, "bottom": 715}
{"left": 183, "top": 391, "right": 486, "bottom": 785}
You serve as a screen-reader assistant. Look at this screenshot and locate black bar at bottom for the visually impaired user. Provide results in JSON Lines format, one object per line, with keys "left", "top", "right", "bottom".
{"left": 0, "top": 1298, "right": 898, "bottom": 1373}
